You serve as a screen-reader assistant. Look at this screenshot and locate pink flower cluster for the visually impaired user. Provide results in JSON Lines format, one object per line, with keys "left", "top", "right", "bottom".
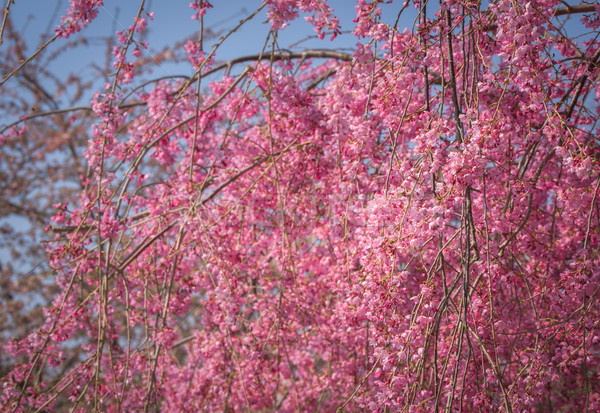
{"left": 56, "top": 0, "right": 103, "bottom": 38}
{"left": 2, "top": 0, "right": 600, "bottom": 411}
{"left": 266, "top": 0, "right": 340, "bottom": 39}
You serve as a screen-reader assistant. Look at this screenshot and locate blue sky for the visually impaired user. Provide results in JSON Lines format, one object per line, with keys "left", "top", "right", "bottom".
{"left": 8, "top": 0, "right": 419, "bottom": 102}
{"left": 6, "top": 1, "right": 593, "bottom": 111}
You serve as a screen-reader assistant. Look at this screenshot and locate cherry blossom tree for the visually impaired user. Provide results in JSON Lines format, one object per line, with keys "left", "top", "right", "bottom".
{"left": 1, "top": 0, "right": 600, "bottom": 411}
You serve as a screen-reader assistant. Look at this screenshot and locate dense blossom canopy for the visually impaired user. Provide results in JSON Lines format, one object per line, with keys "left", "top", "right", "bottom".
{"left": 1, "top": 0, "right": 600, "bottom": 411}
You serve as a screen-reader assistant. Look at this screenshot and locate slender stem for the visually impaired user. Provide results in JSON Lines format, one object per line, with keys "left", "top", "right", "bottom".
{"left": 0, "top": 0, "right": 13, "bottom": 46}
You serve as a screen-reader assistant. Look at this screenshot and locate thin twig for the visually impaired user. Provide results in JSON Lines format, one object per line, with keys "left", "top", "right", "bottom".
{"left": 1, "top": 33, "right": 60, "bottom": 87}
{"left": 583, "top": 173, "right": 600, "bottom": 250}
{"left": 445, "top": 9, "right": 464, "bottom": 145}
{"left": 0, "top": 0, "right": 13, "bottom": 46}
{"left": 337, "top": 357, "right": 380, "bottom": 412}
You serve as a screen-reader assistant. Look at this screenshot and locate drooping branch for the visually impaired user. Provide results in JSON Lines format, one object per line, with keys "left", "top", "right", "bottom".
{"left": 555, "top": 3, "right": 598, "bottom": 16}
{"left": 207, "top": 49, "right": 353, "bottom": 76}
{"left": 483, "top": 3, "right": 598, "bottom": 31}
{"left": 1, "top": 50, "right": 354, "bottom": 135}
